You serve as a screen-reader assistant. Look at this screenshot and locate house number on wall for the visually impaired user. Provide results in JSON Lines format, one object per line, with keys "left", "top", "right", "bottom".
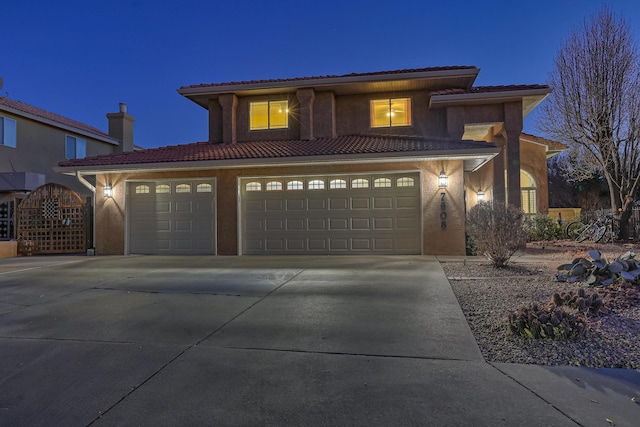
{"left": 440, "top": 192, "right": 447, "bottom": 229}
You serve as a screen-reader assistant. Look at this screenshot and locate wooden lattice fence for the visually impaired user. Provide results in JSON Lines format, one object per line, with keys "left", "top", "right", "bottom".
{"left": 17, "top": 183, "right": 87, "bottom": 254}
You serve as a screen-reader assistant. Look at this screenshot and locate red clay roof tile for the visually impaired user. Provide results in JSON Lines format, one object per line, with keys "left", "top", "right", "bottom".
{"left": 59, "top": 135, "right": 496, "bottom": 169}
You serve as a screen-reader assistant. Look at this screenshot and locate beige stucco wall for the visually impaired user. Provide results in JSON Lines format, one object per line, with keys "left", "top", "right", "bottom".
{"left": 520, "top": 140, "right": 550, "bottom": 214}
{"left": 0, "top": 111, "right": 115, "bottom": 198}
{"left": 95, "top": 160, "right": 466, "bottom": 256}
{"left": 465, "top": 139, "right": 550, "bottom": 214}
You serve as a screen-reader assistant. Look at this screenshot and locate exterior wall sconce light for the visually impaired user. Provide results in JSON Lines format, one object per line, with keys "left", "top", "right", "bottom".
{"left": 477, "top": 189, "right": 485, "bottom": 201}
{"left": 103, "top": 184, "right": 113, "bottom": 198}
{"left": 438, "top": 170, "right": 448, "bottom": 188}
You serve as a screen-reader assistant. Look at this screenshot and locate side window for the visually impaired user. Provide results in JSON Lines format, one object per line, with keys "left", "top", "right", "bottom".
{"left": 0, "top": 116, "right": 17, "bottom": 148}
{"left": 65, "top": 135, "right": 86, "bottom": 159}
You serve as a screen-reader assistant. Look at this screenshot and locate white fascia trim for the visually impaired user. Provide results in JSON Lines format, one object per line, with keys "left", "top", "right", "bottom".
{"left": 429, "top": 88, "right": 551, "bottom": 107}
{"left": 0, "top": 105, "right": 120, "bottom": 146}
{"left": 55, "top": 148, "right": 500, "bottom": 175}
{"left": 178, "top": 68, "right": 480, "bottom": 98}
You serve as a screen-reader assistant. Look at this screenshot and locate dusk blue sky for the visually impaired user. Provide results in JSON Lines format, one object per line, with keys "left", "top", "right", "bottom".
{"left": 2, "top": 1, "right": 640, "bottom": 149}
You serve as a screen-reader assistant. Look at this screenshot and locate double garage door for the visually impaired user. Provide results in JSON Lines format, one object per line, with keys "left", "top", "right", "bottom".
{"left": 128, "top": 180, "right": 216, "bottom": 254}
{"left": 127, "top": 173, "right": 422, "bottom": 255}
{"left": 241, "top": 172, "right": 422, "bottom": 255}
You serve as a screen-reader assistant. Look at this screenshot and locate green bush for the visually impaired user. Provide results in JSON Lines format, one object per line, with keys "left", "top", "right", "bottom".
{"left": 466, "top": 201, "right": 527, "bottom": 268}
{"left": 524, "top": 214, "right": 564, "bottom": 241}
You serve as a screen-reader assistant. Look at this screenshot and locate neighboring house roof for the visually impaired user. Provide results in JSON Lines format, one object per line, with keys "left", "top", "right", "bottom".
{"left": 0, "top": 96, "right": 119, "bottom": 145}
{"left": 520, "top": 132, "right": 567, "bottom": 156}
{"left": 57, "top": 135, "right": 499, "bottom": 172}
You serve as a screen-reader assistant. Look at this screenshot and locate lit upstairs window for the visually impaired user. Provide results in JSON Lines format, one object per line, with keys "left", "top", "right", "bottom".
{"left": 250, "top": 100, "right": 289, "bottom": 130}
{"left": 370, "top": 98, "right": 411, "bottom": 128}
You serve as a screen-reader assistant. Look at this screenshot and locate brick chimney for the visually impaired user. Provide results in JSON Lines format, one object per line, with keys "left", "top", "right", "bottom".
{"left": 107, "top": 103, "right": 135, "bottom": 152}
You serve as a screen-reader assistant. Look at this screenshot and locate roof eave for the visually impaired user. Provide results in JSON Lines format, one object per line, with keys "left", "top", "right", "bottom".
{"left": 429, "top": 88, "right": 551, "bottom": 116}
{"left": 55, "top": 147, "right": 500, "bottom": 175}
{"left": 178, "top": 68, "right": 481, "bottom": 108}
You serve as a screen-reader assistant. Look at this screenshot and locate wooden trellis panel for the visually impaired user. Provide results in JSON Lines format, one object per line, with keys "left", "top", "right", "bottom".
{"left": 17, "top": 183, "right": 87, "bottom": 254}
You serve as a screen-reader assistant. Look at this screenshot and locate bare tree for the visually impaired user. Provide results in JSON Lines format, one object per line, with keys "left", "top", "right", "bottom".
{"left": 540, "top": 6, "right": 640, "bottom": 231}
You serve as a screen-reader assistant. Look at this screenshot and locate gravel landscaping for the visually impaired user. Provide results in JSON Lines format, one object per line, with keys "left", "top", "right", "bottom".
{"left": 442, "top": 241, "right": 640, "bottom": 369}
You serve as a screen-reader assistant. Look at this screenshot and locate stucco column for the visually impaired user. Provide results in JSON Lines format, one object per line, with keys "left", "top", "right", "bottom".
{"left": 218, "top": 94, "right": 238, "bottom": 144}
{"left": 314, "top": 92, "right": 336, "bottom": 138}
{"left": 446, "top": 106, "right": 465, "bottom": 140}
{"left": 504, "top": 101, "right": 523, "bottom": 209}
{"left": 491, "top": 134, "right": 506, "bottom": 204}
{"left": 208, "top": 99, "right": 223, "bottom": 143}
{"left": 297, "top": 88, "right": 315, "bottom": 141}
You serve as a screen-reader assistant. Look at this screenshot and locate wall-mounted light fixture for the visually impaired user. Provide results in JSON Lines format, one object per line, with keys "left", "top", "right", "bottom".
{"left": 438, "top": 170, "right": 448, "bottom": 188}
{"left": 103, "top": 184, "right": 113, "bottom": 198}
{"left": 477, "top": 189, "right": 485, "bottom": 201}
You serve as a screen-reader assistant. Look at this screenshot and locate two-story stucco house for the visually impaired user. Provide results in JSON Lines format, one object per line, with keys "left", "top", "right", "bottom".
{"left": 0, "top": 96, "right": 134, "bottom": 242}
{"left": 57, "top": 66, "right": 558, "bottom": 256}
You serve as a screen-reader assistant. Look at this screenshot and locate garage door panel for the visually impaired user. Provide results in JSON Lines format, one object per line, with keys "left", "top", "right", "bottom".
{"left": 241, "top": 172, "right": 420, "bottom": 255}
{"left": 397, "top": 196, "right": 419, "bottom": 209}
{"left": 308, "top": 239, "right": 327, "bottom": 250}
{"left": 373, "top": 197, "right": 393, "bottom": 209}
{"left": 286, "top": 199, "right": 305, "bottom": 210}
{"left": 351, "top": 198, "right": 370, "bottom": 209}
{"left": 373, "top": 217, "right": 393, "bottom": 230}
{"left": 329, "top": 198, "right": 349, "bottom": 210}
{"left": 129, "top": 180, "right": 215, "bottom": 255}
{"left": 308, "top": 199, "right": 327, "bottom": 210}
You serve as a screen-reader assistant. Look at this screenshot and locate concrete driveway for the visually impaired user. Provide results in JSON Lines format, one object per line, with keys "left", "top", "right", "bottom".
{"left": 0, "top": 255, "right": 634, "bottom": 426}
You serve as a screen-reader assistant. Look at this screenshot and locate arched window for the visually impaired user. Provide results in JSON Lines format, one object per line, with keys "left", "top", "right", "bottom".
{"left": 351, "top": 178, "right": 369, "bottom": 189}
{"left": 196, "top": 183, "right": 212, "bottom": 193}
{"left": 135, "top": 184, "right": 150, "bottom": 194}
{"left": 156, "top": 184, "right": 170, "bottom": 194}
{"left": 396, "top": 177, "right": 415, "bottom": 187}
{"left": 308, "top": 180, "right": 325, "bottom": 190}
{"left": 374, "top": 178, "right": 391, "bottom": 188}
{"left": 246, "top": 182, "right": 262, "bottom": 192}
{"left": 329, "top": 179, "right": 347, "bottom": 189}
{"left": 176, "top": 184, "right": 191, "bottom": 193}
{"left": 266, "top": 181, "right": 283, "bottom": 191}
{"left": 521, "top": 170, "right": 537, "bottom": 214}
{"left": 287, "top": 180, "right": 304, "bottom": 190}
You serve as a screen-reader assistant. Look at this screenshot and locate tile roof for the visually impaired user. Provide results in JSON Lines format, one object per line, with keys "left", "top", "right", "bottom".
{"left": 520, "top": 132, "right": 567, "bottom": 151}
{"left": 181, "top": 66, "right": 477, "bottom": 90}
{"left": 431, "top": 84, "right": 550, "bottom": 96}
{"left": 59, "top": 134, "right": 496, "bottom": 169}
{"left": 0, "top": 96, "right": 109, "bottom": 138}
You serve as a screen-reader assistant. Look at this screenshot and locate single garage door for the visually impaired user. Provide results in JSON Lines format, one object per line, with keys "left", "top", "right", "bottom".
{"left": 128, "top": 179, "right": 216, "bottom": 254}
{"left": 241, "top": 172, "right": 421, "bottom": 255}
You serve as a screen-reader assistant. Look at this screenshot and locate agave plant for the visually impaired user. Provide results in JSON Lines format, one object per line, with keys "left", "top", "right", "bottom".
{"left": 555, "top": 250, "right": 640, "bottom": 286}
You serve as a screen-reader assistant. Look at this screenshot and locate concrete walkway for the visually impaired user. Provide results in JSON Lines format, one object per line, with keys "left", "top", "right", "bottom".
{"left": 0, "top": 255, "right": 638, "bottom": 426}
